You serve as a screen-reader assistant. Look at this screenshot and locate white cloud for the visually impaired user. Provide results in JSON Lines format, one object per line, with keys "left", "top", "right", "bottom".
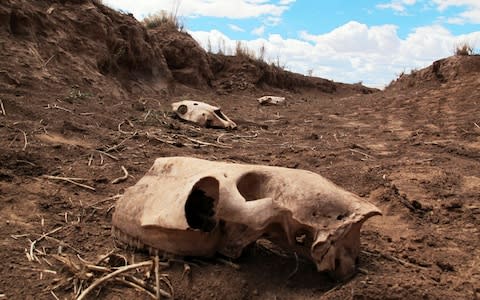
{"left": 251, "top": 25, "right": 266, "bottom": 36}
{"left": 102, "top": 0, "right": 293, "bottom": 20}
{"left": 279, "top": 0, "right": 296, "bottom": 5}
{"left": 228, "top": 24, "right": 245, "bottom": 32}
{"left": 377, "top": 0, "right": 417, "bottom": 13}
{"left": 431, "top": 0, "right": 480, "bottom": 23}
{"left": 190, "top": 22, "right": 480, "bottom": 88}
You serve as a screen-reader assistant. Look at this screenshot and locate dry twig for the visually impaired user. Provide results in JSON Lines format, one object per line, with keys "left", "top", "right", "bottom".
{"left": 43, "top": 54, "right": 56, "bottom": 67}
{"left": 50, "top": 291, "right": 60, "bottom": 300}
{"left": 287, "top": 252, "right": 299, "bottom": 279}
{"left": 85, "top": 195, "right": 121, "bottom": 209}
{"left": 349, "top": 148, "right": 375, "bottom": 160}
{"left": 45, "top": 104, "right": 73, "bottom": 113}
{"left": 104, "top": 134, "right": 135, "bottom": 153}
{"left": 29, "top": 226, "right": 64, "bottom": 262}
{"left": 114, "top": 278, "right": 157, "bottom": 299}
{"left": 118, "top": 120, "right": 135, "bottom": 134}
{"left": 76, "top": 261, "right": 153, "bottom": 300}
{"left": 154, "top": 255, "right": 161, "bottom": 299}
{"left": 216, "top": 257, "right": 240, "bottom": 270}
{"left": 0, "top": 98, "right": 5, "bottom": 116}
{"left": 361, "top": 250, "right": 426, "bottom": 269}
{"left": 111, "top": 166, "right": 129, "bottom": 184}
{"left": 43, "top": 175, "right": 96, "bottom": 191}
{"left": 96, "top": 150, "right": 118, "bottom": 161}
{"left": 16, "top": 128, "right": 28, "bottom": 151}
{"left": 179, "top": 135, "right": 232, "bottom": 149}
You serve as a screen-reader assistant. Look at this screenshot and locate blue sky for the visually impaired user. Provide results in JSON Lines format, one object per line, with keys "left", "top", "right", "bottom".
{"left": 103, "top": 0, "right": 480, "bottom": 88}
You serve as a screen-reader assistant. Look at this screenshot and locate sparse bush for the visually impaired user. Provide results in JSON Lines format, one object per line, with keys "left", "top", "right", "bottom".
{"left": 454, "top": 42, "right": 474, "bottom": 56}
{"left": 235, "top": 41, "right": 256, "bottom": 60}
{"left": 217, "top": 37, "right": 226, "bottom": 55}
{"left": 207, "top": 38, "right": 212, "bottom": 53}
{"left": 259, "top": 43, "right": 266, "bottom": 61}
{"left": 143, "top": 10, "right": 183, "bottom": 31}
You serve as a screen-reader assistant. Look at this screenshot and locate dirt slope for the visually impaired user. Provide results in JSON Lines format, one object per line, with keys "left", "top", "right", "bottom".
{"left": 0, "top": 1, "right": 479, "bottom": 300}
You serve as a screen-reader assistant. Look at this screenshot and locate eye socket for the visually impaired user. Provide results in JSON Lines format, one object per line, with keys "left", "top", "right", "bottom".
{"left": 177, "top": 104, "right": 188, "bottom": 114}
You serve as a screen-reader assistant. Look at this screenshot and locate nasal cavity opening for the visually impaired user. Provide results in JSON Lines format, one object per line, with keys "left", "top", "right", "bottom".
{"left": 236, "top": 172, "right": 270, "bottom": 201}
{"left": 213, "top": 109, "right": 228, "bottom": 121}
{"left": 185, "top": 177, "right": 219, "bottom": 232}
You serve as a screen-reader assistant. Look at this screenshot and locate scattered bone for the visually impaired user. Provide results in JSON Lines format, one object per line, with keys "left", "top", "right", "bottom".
{"left": 172, "top": 100, "right": 237, "bottom": 129}
{"left": 111, "top": 166, "right": 129, "bottom": 184}
{"left": 257, "top": 96, "right": 286, "bottom": 105}
{"left": 112, "top": 156, "right": 381, "bottom": 280}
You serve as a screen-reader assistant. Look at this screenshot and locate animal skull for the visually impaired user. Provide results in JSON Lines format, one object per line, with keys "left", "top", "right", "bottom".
{"left": 257, "top": 96, "right": 286, "bottom": 105}
{"left": 171, "top": 100, "right": 237, "bottom": 129}
{"left": 112, "top": 157, "right": 381, "bottom": 279}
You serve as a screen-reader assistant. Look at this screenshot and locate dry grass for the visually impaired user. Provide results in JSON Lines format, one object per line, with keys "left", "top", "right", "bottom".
{"left": 454, "top": 42, "right": 474, "bottom": 56}
{"left": 235, "top": 41, "right": 256, "bottom": 60}
{"left": 143, "top": 10, "right": 183, "bottom": 31}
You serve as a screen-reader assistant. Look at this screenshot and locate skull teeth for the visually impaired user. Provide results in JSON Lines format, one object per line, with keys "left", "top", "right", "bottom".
{"left": 112, "top": 226, "right": 164, "bottom": 256}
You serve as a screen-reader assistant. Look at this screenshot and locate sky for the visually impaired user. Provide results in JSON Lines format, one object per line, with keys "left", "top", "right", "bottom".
{"left": 102, "top": 0, "right": 480, "bottom": 88}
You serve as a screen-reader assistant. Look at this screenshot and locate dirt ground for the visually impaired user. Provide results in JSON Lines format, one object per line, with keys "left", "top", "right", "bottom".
{"left": 1, "top": 1, "right": 479, "bottom": 299}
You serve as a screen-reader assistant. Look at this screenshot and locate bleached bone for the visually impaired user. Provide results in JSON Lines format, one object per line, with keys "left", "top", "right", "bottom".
{"left": 112, "top": 157, "right": 381, "bottom": 280}
{"left": 171, "top": 100, "right": 236, "bottom": 129}
{"left": 257, "top": 96, "right": 286, "bottom": 105}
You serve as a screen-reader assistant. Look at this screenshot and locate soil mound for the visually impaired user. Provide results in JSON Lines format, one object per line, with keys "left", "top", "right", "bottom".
{"left": 0, "top": 0, "right": 375, "bottom": 97}
{"left": 0, "top": 0, "right": 174, "bottom": 96}
{"left": 148, "top": 26, "right": 214, "bottom": 89}
{"left": 386, "top": 54, "right": 480, "bottom": 91}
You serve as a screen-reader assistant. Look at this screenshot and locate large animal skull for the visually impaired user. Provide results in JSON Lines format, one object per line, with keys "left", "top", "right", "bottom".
{"left": 257, "top": 95, "right": 286, "bottom": 105}
{"left": 112, "top": 157, "right": 381, "bottom": 279}
{"left": 171, "top": 100, "right": 237, "bottom": 129}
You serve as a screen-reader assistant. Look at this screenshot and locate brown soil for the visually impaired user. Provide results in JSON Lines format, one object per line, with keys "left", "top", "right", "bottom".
{"left": 0, "top": 1, "right": 479, "bottom": 299}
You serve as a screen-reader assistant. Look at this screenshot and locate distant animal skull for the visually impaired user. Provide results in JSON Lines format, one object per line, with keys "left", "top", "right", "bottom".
{"left": 112, "top": 157, "right": 381, "bottom": 280}
{"left": 257, "top": 96, "right": 286, "bottom": 105}
{"left": 171, "top": 100, "right": 236, "bottom": 129}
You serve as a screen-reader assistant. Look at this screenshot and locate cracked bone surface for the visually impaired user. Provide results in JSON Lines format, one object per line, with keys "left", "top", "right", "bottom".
{"left": 112, "top": 157, "right": 381, "bottom": 279}
{"left": 171, "top": 100, "right": 237, "bottom": 129}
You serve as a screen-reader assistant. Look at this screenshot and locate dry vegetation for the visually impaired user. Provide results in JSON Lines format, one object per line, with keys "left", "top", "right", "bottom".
{"left": 454, "top": 42, "right": 475, "bottom": 56}
{"left": 143, "top": 10, "right": 183, "bottom": 31}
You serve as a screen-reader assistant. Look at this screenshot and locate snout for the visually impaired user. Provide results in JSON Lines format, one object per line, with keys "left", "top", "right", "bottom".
{"left": 312, "top": 223, "right": 362, "bottom": 281}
